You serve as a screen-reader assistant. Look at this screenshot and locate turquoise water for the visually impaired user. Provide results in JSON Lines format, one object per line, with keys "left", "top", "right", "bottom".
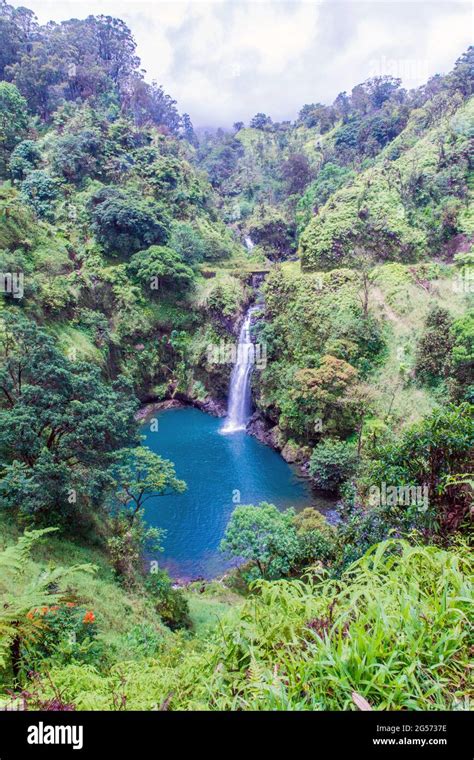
{"left": 142, "top": 407, "right": 335, "bottom": 580}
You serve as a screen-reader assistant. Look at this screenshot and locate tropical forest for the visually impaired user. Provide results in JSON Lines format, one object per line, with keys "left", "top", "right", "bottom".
{"left": 0, "top": 0, "right": 472, "bottom": 716}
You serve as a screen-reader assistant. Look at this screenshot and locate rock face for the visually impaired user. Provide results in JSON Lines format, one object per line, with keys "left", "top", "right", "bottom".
{"left": 193, "top": 396, "right": 227, "bottom": 417}
{"left": 135, "top": 394, "right": 227, "bottom": 422}
{"left": 246, "top": 411, "right": 286, "bottom": 450}
{"left": 247, "top": 410, "right": 314, "bottom": 479}
{"left": 281, "top": 440, "right": 311, "bottom": 465}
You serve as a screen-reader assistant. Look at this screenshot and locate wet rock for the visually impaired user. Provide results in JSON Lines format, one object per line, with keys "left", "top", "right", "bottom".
{"left": 281, "top": 440, "right": 311, "bottom": 464}
{"left": 193, "top": 396, "right": 227, "bottom": 417}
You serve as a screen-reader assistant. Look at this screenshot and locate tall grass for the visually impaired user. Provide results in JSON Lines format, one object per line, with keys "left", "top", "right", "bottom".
{"left": 33, "top": 540, "right": 472, "bottom": 710}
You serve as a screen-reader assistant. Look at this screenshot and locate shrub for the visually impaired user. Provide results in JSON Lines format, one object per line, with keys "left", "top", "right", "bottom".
{"left": 145, "top": 570, "right": 191, "bottom": 630}
{"left": 414, "top": 306, "right": 454, "bottom": 384}
{"left": 21, "top": 170, "right": 60, "bottom": 221}
{"left": 309, "top": 439, "right": 358, "bottom": 491}
{"left": 293, "top": 508, "right": 337, "bottom": 566}
{"left": 21, "top": 604, "right": 105, "bottom": 674}
{"left": 9, "top": 140, "right": 42, "bottom": 180}
{"left": 88, "top": 187, "right": 171, "bottom": 256}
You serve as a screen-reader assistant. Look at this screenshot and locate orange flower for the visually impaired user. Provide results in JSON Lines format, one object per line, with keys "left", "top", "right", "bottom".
{"left": 66, "top": 602, "right": 76, "bottom": 608}
{"left": 26, "top": 611, "right": 35, "bottom": 620}
{"left": 83, "top": 611, "right": 95, "bottom": 624}
{"left": 40, "top": 607, "right": 49, "bottom": 615}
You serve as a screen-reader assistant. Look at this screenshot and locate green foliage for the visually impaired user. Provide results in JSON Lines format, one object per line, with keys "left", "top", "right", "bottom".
{"left": 21, "top": 170, "right": 60, "bottom": 221}
{"left": 51, "top": 129, "right": 102, "bottom": 184}
{"left": 366, "top": 402, "right": 473, "bottom": 532}
{"left": 145, "top": 569, "right": 191, "bottom": 630}
{"left": 21, "top": 603, "right": 105, "bottom": 675}
{"left": 450, "top": 310, "right": 474, "bottom": 397}
{"left": 169, "top": 221, "right": 206, "bottom": 264}
{"left": 28, "top": 540, "right": 473, "bottom": 711}
{"left": 9, "top": 140, "right": 41, "bottom": 180}
{"left": 293, "top": 507, "right": 337, "bottom": 566}
{"left": 248, "top": 205, "right": 295, "bottom": 261}
{"left": 299, "top": 174, "right": 425, "bottom": 271}
{"left": 0, "top": 312, "right": 138, "bottom": 527}
{"left": 309, "top": 439, "right": 359, "bottom": 491}
{"left": 107, "top": 446, "right": 185, "bottom": 586}
{"left": 220, "top": 503, "right": 299, "bottom": 579}
{"left": 205, "top": 276, "right": 245, "bottom": 319}
{"left": 415, "top": 306, "right": 454, "bottom": 385}
{"left": 296, "top": 163, "right": 355, "bottom": 231}
{"left": 111, "top": 446, "right": 186, "bottom": 519}
{"left": 0, "top": 82, "right": 28, "bottom": 171}
{"left": 128, "top": 245, "right": 194, "bottom": 294}
{"left": 0, "top": 527, "right": 95, "bottom": 678}
{"left": 88, "top": 187, "right": 171, "bottom": 257}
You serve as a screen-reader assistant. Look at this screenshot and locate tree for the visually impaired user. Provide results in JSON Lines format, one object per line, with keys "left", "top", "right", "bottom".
{"left": 124, "top": 79, "right": 181, "bottom": 133}
{"left": 368, "top": 402, "right": 473, "bottom": 533}
{"left": 169, "top": 221, "right": 206, "bottom": 264}
{"left": 128, "top": 245, "right": 194, "bottom": 293}
{"left": 88, "top": 187, "right": 171, "bottom": 256}
{"left": 293, "top": 507, "right": 337, "bottom": 566}
{"left": 0, "top": 82, "right": 28, "bottom": 172}
{"left": 450, "top": 310, "right": 474, "bottom": 398}
{"left": 20, "top": 170, "right": 60, "bottom": 221}
{"left": 0, "top": 313, "right": 138, "bottom": 526}
{"left": 220, "top": 503, "right": 299, "bottom": 578}
{"left": 181, "top": 112, "right": 198, "bottom": 147}
{"left": 297, "top": 103, "right": 336, "bottom": 132}
{"left": 249, "top": 113, "right": 272, "bottom": 130}
{"left": 415, "top": 306, "right": 454, "bottom": 385}
{"left": 110, "top": 446, "right": 186, "bottom": 524}
{"left": 282, "top": 355, "right": 359, "bottom": 441}
{"left": 281, "top": 153, "right": 312, "bottom": 195}
{"left": 51, "top": 129, "right": 102, "bottom": 184}
{"left": 8, "top": 139, "right": 41, "bottom": 180}
{"left": 107, "top": 446, "right": 185, "bottom": 586}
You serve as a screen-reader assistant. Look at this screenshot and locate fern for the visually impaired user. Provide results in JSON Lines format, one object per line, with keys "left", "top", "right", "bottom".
{"left": 0, "top": 528, "right": 96, "bottom": 671}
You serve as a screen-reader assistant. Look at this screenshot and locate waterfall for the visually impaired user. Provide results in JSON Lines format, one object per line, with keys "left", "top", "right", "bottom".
{"left": 221, "top": 306, "right": 258, "bottom": 434}
{"left": 244, "top": 236, "right": 254, "bottom": 251}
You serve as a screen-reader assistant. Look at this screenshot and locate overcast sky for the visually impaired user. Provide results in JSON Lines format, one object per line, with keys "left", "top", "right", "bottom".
{"left": 17, "top": 0, "right": 474, "bottom": 126}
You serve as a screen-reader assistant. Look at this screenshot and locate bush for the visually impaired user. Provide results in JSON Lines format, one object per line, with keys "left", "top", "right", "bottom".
{"left": 414, "top": 306, "right": 454, "bottom": 385}
{"left": 9, "top": 140, "right": 42, "bottom": 180}
{"left": 293, "top": 508, "right": 337, "bottom": 566}
{"left": 145, "top": 570, "right": 191, "bottom": 630}
{"left": 309, "top": 439, "right": 358, "bottom": 491}
{"left": 21, "top": 604, "right": 105, "bottom": 674}
{"left": 88, "top": 187, "right": 171, "bottom": 256}
{"left": 128, "top": 245, "right": 194, "bottom": 293}
{"left": 21, "top": 170, "right": 60, "bottom": 221}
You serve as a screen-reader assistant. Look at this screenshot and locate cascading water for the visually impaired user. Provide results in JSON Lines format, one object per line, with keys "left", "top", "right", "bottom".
{"left": 221, "top": 306, "right": 258, "bottom": 434}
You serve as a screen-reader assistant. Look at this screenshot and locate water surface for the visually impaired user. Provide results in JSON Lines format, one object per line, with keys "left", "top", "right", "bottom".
{"left": 142, "top": 407, "right": 334, "bottom": 580}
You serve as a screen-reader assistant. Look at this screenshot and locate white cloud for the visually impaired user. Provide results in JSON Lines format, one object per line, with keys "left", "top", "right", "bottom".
{"left": 14, "top": 0, "right": 474, "bottom": 125}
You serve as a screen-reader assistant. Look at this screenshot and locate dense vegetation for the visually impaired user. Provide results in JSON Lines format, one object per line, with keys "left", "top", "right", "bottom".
{"left": 0, "top": 2, "right": 472, "bottom": 711}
